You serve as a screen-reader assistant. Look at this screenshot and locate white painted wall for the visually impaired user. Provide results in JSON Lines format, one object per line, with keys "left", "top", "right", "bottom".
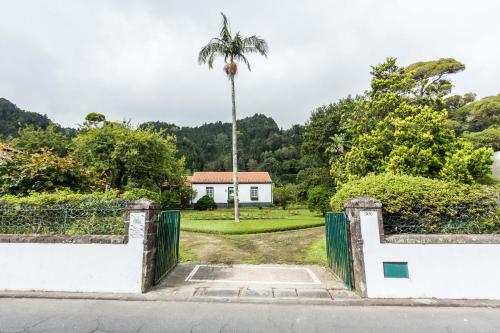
{"left": 360, "top": 211, "right": 500, "bottom": 299}
{"left": 0, "top": 213, "right": 146, "bottom": 293}
{"left": 492, "top": 151, "right": 500, "bottom": 178}
{"left": 192, "top": 183, "right": 272, "bottom": 204}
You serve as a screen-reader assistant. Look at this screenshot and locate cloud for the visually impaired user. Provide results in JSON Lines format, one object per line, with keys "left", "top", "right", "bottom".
{"left": 0, "top": 0, "right": 499, "bottom": 128}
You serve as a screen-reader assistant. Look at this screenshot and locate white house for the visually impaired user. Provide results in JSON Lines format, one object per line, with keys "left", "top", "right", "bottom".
{"left": 189, "top": 172, "right": 273, "bottom": 207}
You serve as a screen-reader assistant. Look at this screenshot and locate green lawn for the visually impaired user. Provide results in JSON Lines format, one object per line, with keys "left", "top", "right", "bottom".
{"left": 180, "top": 207, "right": 324, "bottom": 234}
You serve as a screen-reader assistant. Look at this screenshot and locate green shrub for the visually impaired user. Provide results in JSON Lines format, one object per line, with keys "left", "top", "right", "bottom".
{"left": 0, "top": 190, "right": 165, "bottom": 235}
{"left": 194, "top": 195, "right": 217, "bottom": 211}
{"left": 0, "top": 189, "right": 162, "bottom": 209}
{"left": 462, "top": 126, "right": 500, "bottom": 150}
{"left": 122, "top": 188, "right": 161, "bottom": 204}
{"left": 307, "top": 186, "right": 331, "bottom": 216}
{"left": 273, "top": 184, "right": 297, "bottom": 210}
{"left": 331, "top": 173, "right": 499, "bottom": 233}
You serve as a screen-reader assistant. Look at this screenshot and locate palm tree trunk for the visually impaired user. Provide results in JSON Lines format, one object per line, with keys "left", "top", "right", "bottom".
{"left": 230, "top": 75, "right": 240, "bottom": 222}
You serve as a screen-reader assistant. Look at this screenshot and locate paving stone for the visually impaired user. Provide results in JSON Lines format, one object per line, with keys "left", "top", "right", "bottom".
{"left": 297, "top": 289, "right": 332, "bottom": 299}
{"left": 328, "top": 289, "right": 360, "bottom": 299}
{"left": 273, "top": 288, "right": 297, "bottom": 298}
{"left": 198, "top": 288, "right": 240, "bottom": 297}
{"left": 240, "top": 288, "right": 273, "bottom": 298}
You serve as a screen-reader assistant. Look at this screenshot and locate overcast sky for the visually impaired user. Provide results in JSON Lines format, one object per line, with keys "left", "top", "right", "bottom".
{"left": 1, "top": 1, "right": 499, "bottom": 129}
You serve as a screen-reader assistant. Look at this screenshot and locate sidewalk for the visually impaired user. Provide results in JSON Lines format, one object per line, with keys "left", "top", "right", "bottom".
{"left": 1, "top": 263, "right": 499, "bottom": 308}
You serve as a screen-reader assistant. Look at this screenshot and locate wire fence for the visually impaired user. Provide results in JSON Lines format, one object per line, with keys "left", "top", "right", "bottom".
{"left": 383, "top": 202, "right": 500, "bottom": 235}
{"left": 0, "top": 200, "right": 129, "bottom": 235}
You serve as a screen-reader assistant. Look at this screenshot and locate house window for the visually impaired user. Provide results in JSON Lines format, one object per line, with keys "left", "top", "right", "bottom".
{"left": 228, "top": 187, "right": 234, "bottom": 199}
{"left": 206, "top": 187, "right": 214, "bottom": 198}
{"left": 250, "top": 186, "right": 259, "bottom": 201}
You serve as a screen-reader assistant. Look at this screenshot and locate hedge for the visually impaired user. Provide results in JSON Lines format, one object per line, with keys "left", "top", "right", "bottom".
{"left": 331, "top": 173, "right": 499, "bottom": 234}
{"left": 0, "top": 189, "right": 162, "bottom": 235}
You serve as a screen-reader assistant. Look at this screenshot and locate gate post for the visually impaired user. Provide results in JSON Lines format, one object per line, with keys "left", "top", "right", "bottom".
{"left": 344, "top": 196, "right": 382, "bottom": 297}
{"left": 126, "top": 199, "right": 161, "bottom": 293}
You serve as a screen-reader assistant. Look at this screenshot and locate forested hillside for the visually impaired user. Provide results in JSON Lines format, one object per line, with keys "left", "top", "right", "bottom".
{"left": 0, "top": 98, "right": 52, "bottom": 138}
{"left": 140, "top": 114, "right": 304, "bottom": 183}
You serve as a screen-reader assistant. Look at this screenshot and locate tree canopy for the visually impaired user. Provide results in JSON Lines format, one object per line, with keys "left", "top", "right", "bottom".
{"left": 331, "top": 58, "right": 493, "bottom": 185}
{"left": 0, "top": 98, "right": 52, "bottom": 138}
{"left": 140, "top": 114, "right": 304, "bottom": 184}
{"left": 71, "top": 121, "right": 184, "bottom": 192}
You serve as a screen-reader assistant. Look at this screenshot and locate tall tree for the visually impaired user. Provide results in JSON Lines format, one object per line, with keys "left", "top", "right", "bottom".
{"left": 198, "top": 13, "right": 268, "bottom": 222}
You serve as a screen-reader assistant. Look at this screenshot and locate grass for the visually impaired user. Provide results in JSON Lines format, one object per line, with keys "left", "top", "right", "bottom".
{"left": 304, "top": 237, "right": 327, "bottom": 266}
{"left": 179, "top": 226, "right": 327, "bottom": 265}
{"left": 180, "top": 207, "right": 324, "bottom": 234}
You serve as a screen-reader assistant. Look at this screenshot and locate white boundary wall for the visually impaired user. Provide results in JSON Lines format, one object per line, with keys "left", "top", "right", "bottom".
{"left": 360, "top": 210, "right": 500, "bottom": 299}
{"left": 0, "top": 212, "right": 147, "bottom": 293}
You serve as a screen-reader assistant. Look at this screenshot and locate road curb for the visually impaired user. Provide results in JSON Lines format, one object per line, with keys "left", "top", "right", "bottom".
{"left": 1, "top": 291, "right": 499, "bottom": 308}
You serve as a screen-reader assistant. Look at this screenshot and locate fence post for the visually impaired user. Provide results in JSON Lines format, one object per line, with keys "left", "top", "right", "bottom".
{"left": 125, "top": 199, "right": 160, "bottom": 293}
{"left": 344, "top": 196, "right": 382, "bottom": 297}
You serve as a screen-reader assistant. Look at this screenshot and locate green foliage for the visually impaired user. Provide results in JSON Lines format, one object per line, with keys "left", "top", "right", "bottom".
{"left": 85, "top": 112, "right": 106, "bottom": 123}
{"left": 0, "top": 189, "right": 163, "bottom": 208}
{"left": 0, "top": 98, "right": 52, "bottom": 138}
{"left": 453, "top": 94, "right": 500, "bottom": 133}
{"left": 331, "top": 173, "right": 499, "bottom": 233}
{"left": 140, "top": 115, "right": 304, "bottom": 184}
{"left": 198, "top": 13, "right": 268, "bottom": 74}
{"left": 0, "top": 190, "right": 166, "bottom": 235}
{"left": 273, "top": 184, "right": 297, "bottom": 210}
{"left": 463, "top": 126, "right": 500, "bottom": 150}
{"left": 296, "top": 167, "right": 334, "bottom": 199}
{"left": 302, "top": 96, "right": 362, "bottom": 165}
{"left": 406, "top": 58, "right": 465, "bottom": 100}
{"left": 332, "top": 58, "right": 493, "bottom": 185}
{"left": 307, "top": 186, "right": 331, "bottom": 216}
{"left": 71, "top": 121, "right": 184, "bottom": 192}
{"left": 181, "top": 208, "right": 323, "bottom": 234}
{"left": 194, "top": 195, "right": 217, "bottom": 211}
{"left": 121, "top": 188, "right": 161, "bottom": 204}
{"left": 0, "top": 149, "right": 100, "bottom": 195}
{"left": 11, "top": 124, "right": 72, "bottom": 156}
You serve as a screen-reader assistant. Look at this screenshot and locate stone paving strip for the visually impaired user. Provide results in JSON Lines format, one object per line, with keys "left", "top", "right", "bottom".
{"left": 192, "top": 287, "right": 358, "bottom": 300}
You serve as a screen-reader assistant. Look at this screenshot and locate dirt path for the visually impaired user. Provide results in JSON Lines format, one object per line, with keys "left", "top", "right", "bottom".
{"left": 179, "top": 226, "right": 326, "bottom": 265}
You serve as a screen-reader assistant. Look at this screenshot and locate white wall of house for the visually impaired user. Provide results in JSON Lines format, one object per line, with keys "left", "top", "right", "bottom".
{"left": 359, "top": 211, "right": 500, "bottom": 299}
{"left": 192, "top": 183, "right": 272, "bottom": 204}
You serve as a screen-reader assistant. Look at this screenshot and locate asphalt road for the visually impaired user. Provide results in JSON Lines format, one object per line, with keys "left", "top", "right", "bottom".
{"left": 0, "top": 298, "right": 499, "bottom": 333}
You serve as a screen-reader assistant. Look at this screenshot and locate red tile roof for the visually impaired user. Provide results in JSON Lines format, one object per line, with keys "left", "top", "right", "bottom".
{"left": 189, "top": 172, "right": 272, "bottom": 184}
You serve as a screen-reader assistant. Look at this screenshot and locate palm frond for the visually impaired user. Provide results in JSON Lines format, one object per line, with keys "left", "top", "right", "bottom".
{"left": 199, "top": 14, "right": 268, "bottom": 73}
{"left": 235, "top": 54, "right": 251, "bottom": 71}
{"left": 198, "top": 41, "right": 228, "bottom": 68}
{"left": 220, "top": 13, "right": 232, "bottom": 42}
{"left": 242, "top": 36, "right": 269, "bottom": 57}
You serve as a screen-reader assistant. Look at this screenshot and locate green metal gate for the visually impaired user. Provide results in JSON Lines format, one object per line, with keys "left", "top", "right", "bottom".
{"left": 325, "top": 212, "right": 353, "bottom": 289}
{"left": 154, "top": 210, "right": 180, "bottom": 284}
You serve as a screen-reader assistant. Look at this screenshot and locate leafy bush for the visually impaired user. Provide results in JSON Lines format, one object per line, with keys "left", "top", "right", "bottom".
{"left": 463, "top": 126, "right": 500, "bottom": 150}
{"left": 307, "top": 186, "right": 331, "bottom": 216}
{"left": 0, "top": 190, "right": 164, "bottom": 235}
{"left": 194, "top": 195, "right": 217, "bottom": 211}
{"left": 121, "top": 188, "right": 161, "bottom": 204}
{"left": 331, "top": 173, "right": 499, "bottom": 233}
{"left": 273, "top": 184, "right": 297, "bottom": 210}
{"left": 0, "top": 148, "right": 101, "bottom": 195}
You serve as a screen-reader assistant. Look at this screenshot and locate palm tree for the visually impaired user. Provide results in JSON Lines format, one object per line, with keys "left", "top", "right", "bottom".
{"left": 198, "top": 13, "right": 268, "bottom": 222}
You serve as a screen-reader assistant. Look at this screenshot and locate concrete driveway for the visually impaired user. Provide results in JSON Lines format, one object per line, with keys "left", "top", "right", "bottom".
{"left": 147, "top": 263, "right": 357, "bottom": 301}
